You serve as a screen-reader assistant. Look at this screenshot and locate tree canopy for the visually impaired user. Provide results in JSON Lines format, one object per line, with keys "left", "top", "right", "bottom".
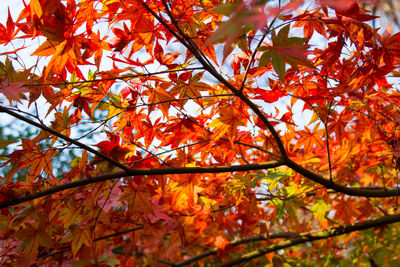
{"left": 1, "top": 0, "right": 400, "bottom": 265}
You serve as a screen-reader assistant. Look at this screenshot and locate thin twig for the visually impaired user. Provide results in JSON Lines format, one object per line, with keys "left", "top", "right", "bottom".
{"left": 37, "top": 225, "right": 144, "bottom": 259}
{"left": 239, "top": 17, "right": 277, "bottom": 92}
{"left": 25, "top": 67, "right": 205, "bottom": 87}
{"left": 0, "top": 105, "right": 131, "bottom": 172}
{"left": 325, "top": 99, "right": 334, "bottom": 181}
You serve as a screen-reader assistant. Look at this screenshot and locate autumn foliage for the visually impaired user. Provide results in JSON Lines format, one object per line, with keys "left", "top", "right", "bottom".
{"left": 1, "top": 0, "right": 400, "bottom": 265}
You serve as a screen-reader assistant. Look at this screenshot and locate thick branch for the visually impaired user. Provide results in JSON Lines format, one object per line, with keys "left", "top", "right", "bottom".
{"left": 172, "top": 232, "right": 300, "bottom": 266}
{"left": 217, "top": 213, "right": 400, "bottom": 266}
{"left": 285, "top": 159, "right": 400, "bottom": 197}
{"left": 0, "top": 161, "right": 284, "bottom": 209}
{"left": 2, "top": 157, "right": 400, "bottom": 209}
{"left": 0, "top": 105, "right": 131, "bottom": 172}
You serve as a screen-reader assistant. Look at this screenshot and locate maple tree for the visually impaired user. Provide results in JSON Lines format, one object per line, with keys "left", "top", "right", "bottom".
{"left": 1, "top": 0, "right": 400, "bottom": 265}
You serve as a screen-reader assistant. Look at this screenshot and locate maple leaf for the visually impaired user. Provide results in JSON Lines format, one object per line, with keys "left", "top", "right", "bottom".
{"left": 111, "top": 25, "right": 131, "bottom": 52}
{"left": 148, "top": 85, "right": 176, "bottom": 118}
{"left": 4, "top": 139, "right": 58, "bottom": 183}
{"left": 214, "top": 235, "right": 230, "bottom": 250}
{"left": 208, "top": 105, "right": 246, "bottom": 141}
{"left": 258, "top": 25, "right": 314, "bottom": 79}
{"left": 170, "top": 72, "right": 209, "bottom": 105}
{"left": 0, "top": 76, "right": 32, "bottom": 103}
{"left": 61, "top": 225, "right": 92, "bottom": 257}
{"left": 293, "top": 10, "right": 327, "bottom": 39}
{"left": 310, "top": 199, "right": 329, "bottom": 221}
{"left": 12, "top": 223, "right": 53, "bottom": 261}
{"left": 146, "top": 197, "right": 172, "bottom": 223}
{"left": 254, "top": 88, "right": 285, "bottom": 103}
{"left": 333, "top": 197, "right": 361, "bottom": 223}
{"left": 319, "top": 0, "right": 379, "bottom": 21}
{"left": 95, "top": 132, "right": 129, "bottom": 161}
{"left": 0, "top": 8, "right": 17, "bottom": 45}
{"left": 231, "top": 52, "right": 250, "bottom": 74}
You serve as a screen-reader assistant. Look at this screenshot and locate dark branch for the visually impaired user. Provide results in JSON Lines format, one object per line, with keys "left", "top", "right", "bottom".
{"left": 0, "top": 161, "right": 284, "bottom": 209}
{"left": 2, "top": 157, "right": 400, "bottom": 209}
{"left": 285, "top": 159, "right": 400, "bottom": 197}
{"left": 217, "top": 213, "right": 400, "bottom": 266}
{"left": 0, "top": 105, "right": 131, "bottom": 172}
{"left": 172, "top": 232, "right": 300, "bottom": 266}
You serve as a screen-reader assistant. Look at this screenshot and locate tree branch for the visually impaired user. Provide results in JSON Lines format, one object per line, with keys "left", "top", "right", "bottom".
{"left": 37, "top": 225, "right": 144, "bottom": 259}
{"left": 0, "top": 105, "right": 132, "bottom": 172}
{"left": 26, "top": 67, "right": 205, "bottom": 87}
{"left": 172, "top": 232, "right": 300, "bottom": 266}
{"left": 238, "top": 16, "right": 277, "bottom": 93}
{"left": 2, "top": 157, "right": 400, "bottom": 209}
{"left": 217, "top": 213, "right": 400, "bottom": 266}
{"left": 285, "top": 159, "right": 400, "bottom": 197}
{"left": 0, "top": 161, "right": 284, "bottom": 209}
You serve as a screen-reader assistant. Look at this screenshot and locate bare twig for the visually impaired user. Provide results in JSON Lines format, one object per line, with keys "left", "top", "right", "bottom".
{"left": 37, "top": 225, "right": 144, "bottom": 259}
{"left": 0, "top": 105, "right": 131, "bottom": 172}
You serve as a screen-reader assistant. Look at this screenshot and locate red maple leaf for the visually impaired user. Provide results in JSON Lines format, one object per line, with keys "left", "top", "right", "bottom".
{"left": 0, "top": 76, "right": 32, "bottom": 103}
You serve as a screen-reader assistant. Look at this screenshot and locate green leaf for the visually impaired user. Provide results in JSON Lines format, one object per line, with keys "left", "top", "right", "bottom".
{"left": 287, "top": 37, "right": 309, "bottom": 45}
{"left": 259, "top": 50, "right": 273, "bottom": 68}
{"left": 310, "top": 199, "right": 329, "bottom": 220}
{"left": 272, "top": 54, "right": 286, "bottom": 80}
{"left": 112, "top": 246, "right": 124, "bottom": 254}
{"left": 237, "top": 37, "right": 248, "bottom": 53}
{"left": 272, "top": 198, "right": 285, "bottom": 219}
{"left": 256, "top": 46, "right": 269, "bottom": 51}
{"left": 275, "top": 25, "right": 290, "bottom": 44}
{"left": 70, "top": 157, "right": 82, "bottom": 168}
{"left": 214, "top": 3, "right": 236, "bottom": 15}
{"left": 283, "top": 182, "right": 302, "bottom": 197}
